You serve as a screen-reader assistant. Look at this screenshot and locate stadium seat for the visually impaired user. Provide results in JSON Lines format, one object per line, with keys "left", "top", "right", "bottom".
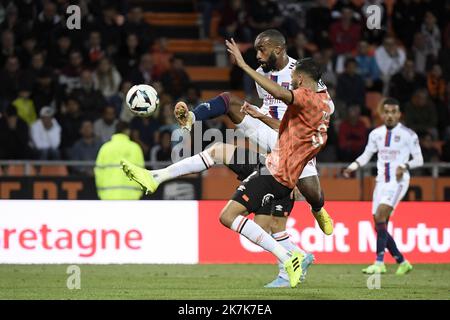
{"left": 39, "top": 165, "right": 68, "bottom": 177}
{"left": 143, "top": 12, "right": 199, "bottom": 27}
{"left": 166, "top": 39, "right": 214, "bottom": 53}
{"left": 201, "top": 90, "right": 245, "bottom": 100}
{"left": 6, "top": 164, "right": 36, "bottom": 176}
{"left": 185, "top": 67, "right": 230, "bottom": 82}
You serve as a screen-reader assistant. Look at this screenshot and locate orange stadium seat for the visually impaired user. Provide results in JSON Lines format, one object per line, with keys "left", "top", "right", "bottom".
{"left": 39, "top": 165, "right": 68, "bottom": 177}
{"left": 6, "top": 164, "right": 36, "bottom": 176}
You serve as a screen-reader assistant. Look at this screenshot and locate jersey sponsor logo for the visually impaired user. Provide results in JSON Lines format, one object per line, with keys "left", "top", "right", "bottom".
{"left": 274, "top": 205, "right": 283, "bottom": 212}
{"left": 394, "top": 135, "right": 400, "bottom": 142}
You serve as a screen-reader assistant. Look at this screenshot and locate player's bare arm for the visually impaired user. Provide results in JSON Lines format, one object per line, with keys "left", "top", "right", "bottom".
{"left": 226, "top": 38, "right": 293, "bottom": 106}
{"left": 241, "top": 102, "right": 281, "bottom": 130}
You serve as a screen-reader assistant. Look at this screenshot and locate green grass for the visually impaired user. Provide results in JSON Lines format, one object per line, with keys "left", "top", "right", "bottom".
{"left": 0, "top": 264, "right": 449, "bottom": 300}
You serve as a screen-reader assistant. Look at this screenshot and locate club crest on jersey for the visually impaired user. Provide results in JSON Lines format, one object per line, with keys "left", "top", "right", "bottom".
{"left": 394, "top": 135, "right": 400, "bottom": 142}
{"left": 261, "top": 194, "right": 274, "bottom": 206}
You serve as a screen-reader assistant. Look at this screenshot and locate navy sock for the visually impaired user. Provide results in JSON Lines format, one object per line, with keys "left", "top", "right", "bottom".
{"left": 311, "top": 192, "right": 324, "bottom": 212}
{"left": 386, "top": 232, "right": 405, "bottom": 264}
{"left": 375, "top": 222, "right": 388, "bottom": 262}
{"left": 192, "top": 92, "right": 230, "bottom": 121}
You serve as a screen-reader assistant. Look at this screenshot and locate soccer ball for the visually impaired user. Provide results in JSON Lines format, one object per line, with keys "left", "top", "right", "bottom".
{"left": 126, "top": 84, "right": 159, "bottom": 117}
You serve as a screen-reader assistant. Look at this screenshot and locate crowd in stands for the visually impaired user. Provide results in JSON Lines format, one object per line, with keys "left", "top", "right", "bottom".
{"left": 0, "top": 0, "right": 449, "bottom": 175}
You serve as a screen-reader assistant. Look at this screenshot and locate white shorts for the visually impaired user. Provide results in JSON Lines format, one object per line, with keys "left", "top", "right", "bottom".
{"left": 372, "top": 180, "right": 409, "bottom": 214}
{"left": 236, "top": 115, "right": 318, "bottom": 179}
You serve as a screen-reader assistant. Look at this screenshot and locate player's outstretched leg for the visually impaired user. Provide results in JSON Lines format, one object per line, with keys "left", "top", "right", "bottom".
{"left": 220, "top": 200, "right": 303, "bottom": 288}
{"left": 174, "top": 92, "right": 246, "bottom": 131}
{"left": 121, "top": 142, "right": 236, "bottom": 194}
{"left": 297, "top": 175, "right": 334, "bottom": 235}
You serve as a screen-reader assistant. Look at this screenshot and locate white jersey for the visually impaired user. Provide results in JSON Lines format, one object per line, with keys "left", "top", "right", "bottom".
{"left": 255, "top": 56, "right": 334, "bottom": 120}
{"left": 356, "top": 123, "right": 423, "bottom": 183}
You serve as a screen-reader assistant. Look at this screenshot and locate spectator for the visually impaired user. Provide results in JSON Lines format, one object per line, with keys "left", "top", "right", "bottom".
{"left": 160, "top": 57, "right": 190, "bottom": 100}
{"left": 116, "top": 33, "right": 142, "bottom": 78}
{"left": 32, "top": 68, "right": 57, "bottom": 112}
{"left": 48, "top": 32, "right": 72, "bottom": 71}
{"left": 388, "top": 59, "right": 426, "bottom": 105}
{"left": 92, "top": 4, "right": 122, "bottom": 56}
{"left": 218, "top": 0, "right": 251, "bottom": 42}
{"left": 411, "top": 32, "right": 432, "bottom": 75}
{"left": 93, "top": 57, "right": 122, "bottom": 100}
{"left": 94, "top": 105, "right": 118, "bottom": 143}
{"left": 84, "top": 30, "right": 105, "bottom": 68}
{"left": 150, "top": 38, "right": 173, "bottom": 80}
{"left": 117, "top": 80, "right": 135, "bottom": 123}
{"left": 12, "top": 83, "right": 36, "bottom": 126}
{"left": 427, "top": 64, "right": 448, "bottom": 139}
{"left": 0, "top": 30, "right": 17, "bottom": 67}
{"left": 130, "top": 115, "right": 160, "bottom": 160}
{"left": 355, "top": 40, "right": 382, "bottom": 92}
{"left": 247, "top": 0, "right": 283, "bottom": 37}
{"left": 30, "top": 106, "right": 61, "bottom": 160}
{"left": 17, "top": 34, "right": 37, "bottom": 69}
{"left": 0, "top": 56, "right": 24, "bottom": 106}
{"left": 33, "top": 1, "right": 61, "bottom": 48}
{"left": 156, "top": 103, "right": 179, "bottom": 141}
{"left": 329, "top": 7, "right": 361, "bottom": 55}
{"left": 306, "top": 0, "right": 332, "bottom": 49}
{"left": 26, "top": 51, "right": 53, "bottom": 88}
{"left": 95, "top": 121, "right": 144, "bottom": 200}
{"left": 337, "top": 105, "right": 368, "bottom": 162}
{"left": 419, "top": 132, "right": 440, "bottom": 163}
{"left": 421, "top": 11, "right": 441, "bottom": 59}
{"left": 123, "top": 6, "right": 154, "bottom": 51}
{"left": 69, "top": 120, "right": 102, "bottom": 176}
{"left": 438, "top": 23, "right": 450, "bottom": 81}
{"left": 128, "top": 53, "right": 155, "bottom": 85}
{"left": 287, "top": 32, "right": 314, "bottom": 60}
{"left": 392, "top": 0, "right": 423, "bottom": 48}
{"left": 375, "top": 37, "right": 406, "bottom": 94}
{"left": 0, "top": 5, "right": 28, "bottom": 42}
{"left": 313, "top": 48, "right": 337, "bottom": 89}
{"left": 182, "top": 85, "right": 202, "bottom": 110}
{"left": 150, "top": 130, "right": 173, "bottom": 169}
{"left": 58, "top": 96, "right": 85, "bottom": 158}
{"left": 403, "top": 89, "right": 438, "bottom": 138}
{"left": 336, "top": 58, "right": 366, "bottom": 109}
{"left": 0, "top": 104, "right": 32, "bottom": 159}
{"left": 59, "top": 50, "right": 84, "bottom": 94}
{"left": 72, "top": 69, "right": 107, "bottom": 120}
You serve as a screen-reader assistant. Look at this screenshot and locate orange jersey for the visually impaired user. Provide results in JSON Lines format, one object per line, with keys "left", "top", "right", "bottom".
{"left": 266, "top": 87, "right": 332, "bottom": 188}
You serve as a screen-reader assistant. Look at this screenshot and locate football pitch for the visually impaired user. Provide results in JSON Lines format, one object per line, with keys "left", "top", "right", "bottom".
{"left": 1, "top": 264, "right": 449, "bottom": 300}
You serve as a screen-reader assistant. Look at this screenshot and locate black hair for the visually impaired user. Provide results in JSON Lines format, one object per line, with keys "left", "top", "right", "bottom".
{"left": 383, "top": 97, "right": 400, "bottom": 106}
{"left": 294, "top": 58, "right": 322, "bottom": 82}
{"left": 344, "top": 57, "right": 357, "bottom": 68}
{"left": 115, "top": 121, "right": 129, "bottom": 133}
{"left": 256, "top": 29, "right": 286, "bottom": 48}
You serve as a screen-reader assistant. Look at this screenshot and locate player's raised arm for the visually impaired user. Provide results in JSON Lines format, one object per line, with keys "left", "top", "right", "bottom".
{"left": 226, "top": 38, "right": 293, "bottom": 105}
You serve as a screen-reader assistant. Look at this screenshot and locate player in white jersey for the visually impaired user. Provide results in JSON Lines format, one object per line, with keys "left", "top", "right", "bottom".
{"left": 121, "top": 30, "right": 333, "bottom": 287}
{"left": 344, "top": 98, "right": 423, "bottom": 275}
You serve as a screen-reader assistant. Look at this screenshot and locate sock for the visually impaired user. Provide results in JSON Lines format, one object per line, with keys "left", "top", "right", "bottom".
{"left": 386, "top": 232, "right": 405, "bottom": 264}
{"left": 272, "top": 231, "right": 306, "bottom": 280}
{"left": 151, "top": 151, "right": 215, "bottom": 184}
{"left": 310, "top": 192, "right": 325, "bottom": 213}
{"left": 375, "top": 222, "right": 388, "bottom": 263}
{"left": 192, "top": 93, "right": 230, "bottom": 121}
{"left": 231, "top": 216, "right": 291, "bottom": 263}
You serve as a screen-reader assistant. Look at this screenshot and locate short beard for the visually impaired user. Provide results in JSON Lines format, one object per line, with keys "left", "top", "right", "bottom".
{"left": 261, "top": 52, "right": 277, "bottom": 72}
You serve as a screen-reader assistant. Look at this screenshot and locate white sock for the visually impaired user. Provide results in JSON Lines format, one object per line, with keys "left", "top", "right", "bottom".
{"left": 272, "top": 231, "right": 305, "bottom": 280}
{"left": 151, "top": 151, "right": 215, "bottom": 184}
{"left": 230, "top": 216, "right": 291, "bottom": 263}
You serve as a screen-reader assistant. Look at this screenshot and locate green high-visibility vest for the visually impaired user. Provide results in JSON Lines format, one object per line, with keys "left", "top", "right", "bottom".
{"left": 94, "top": 133, "right": 144, "bottom": 200}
